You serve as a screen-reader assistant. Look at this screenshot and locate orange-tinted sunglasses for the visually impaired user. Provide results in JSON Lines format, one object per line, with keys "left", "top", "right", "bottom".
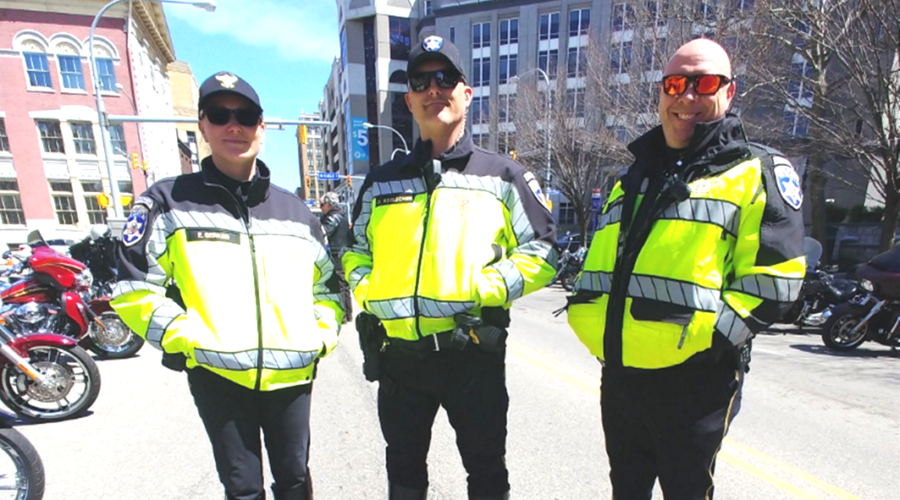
{"left": 662, "top": 74, "right": 731, "bottom": 96}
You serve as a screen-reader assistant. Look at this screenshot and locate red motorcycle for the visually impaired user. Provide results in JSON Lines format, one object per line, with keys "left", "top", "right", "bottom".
{"left": 1, "top": 232, "right": 142, "bottom": 359}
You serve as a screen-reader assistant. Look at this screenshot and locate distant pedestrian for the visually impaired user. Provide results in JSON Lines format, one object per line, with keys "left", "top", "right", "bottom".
{"left": 111, "top": 71, "right": 344, "bottom": 500}
{"left": 320, "top": 191, "right": 353, "bottom": 323}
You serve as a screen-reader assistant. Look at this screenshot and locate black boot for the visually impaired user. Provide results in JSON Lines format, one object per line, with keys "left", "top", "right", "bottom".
{"left": 388, "top": 483, "right": 427, "bottom": 500}
{"left": 469, "top": 493, "right": 509, "bottom": 500}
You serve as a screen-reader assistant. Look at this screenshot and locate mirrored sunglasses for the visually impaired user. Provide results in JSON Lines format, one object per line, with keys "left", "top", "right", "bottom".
{"left": 661, "top": 74, "right": 731, "bottom": 96}
{"left": 408, "top": 70, "right": 464, "bottom": 93}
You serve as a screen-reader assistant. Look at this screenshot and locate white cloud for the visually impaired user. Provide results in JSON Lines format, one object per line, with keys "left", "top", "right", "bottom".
{"left": 165, "top": 0, "right": 339, "bottom": 63}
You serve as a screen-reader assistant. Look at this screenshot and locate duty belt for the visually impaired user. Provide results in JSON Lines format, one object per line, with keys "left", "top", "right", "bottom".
{"left": 388, "top": 331, "right": 457, "bottom": 352}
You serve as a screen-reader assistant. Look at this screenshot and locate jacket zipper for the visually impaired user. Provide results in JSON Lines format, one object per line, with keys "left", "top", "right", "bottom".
{"left": 212, "top": 184, "right": 264, "bottom": 390}
{"left": 411, "top": 188, "right": 433, "bottom": 340}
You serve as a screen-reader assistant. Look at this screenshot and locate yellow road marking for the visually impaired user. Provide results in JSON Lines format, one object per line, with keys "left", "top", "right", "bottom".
{"left": 507, "top": 338, "right": 868, "bottom": 500}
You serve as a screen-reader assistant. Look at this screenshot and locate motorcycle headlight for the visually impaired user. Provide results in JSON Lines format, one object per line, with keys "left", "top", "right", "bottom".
{"left": 75, "top": 269, "right": 93, "bottom": 291}
{"left": 859, "top": 279, "right": 874, "bottom": 292}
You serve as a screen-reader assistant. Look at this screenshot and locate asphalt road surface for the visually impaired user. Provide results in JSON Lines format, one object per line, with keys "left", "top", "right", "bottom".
{"left": 7, "top": 287, "right": 899, "bottom": 499}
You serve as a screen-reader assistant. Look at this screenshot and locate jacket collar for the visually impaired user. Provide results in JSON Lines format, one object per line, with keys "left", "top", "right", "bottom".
{"left": 409, "top": 129, "right": 475, "bottom": 169}
{"left": 628, "top": 113, "right": 750, "bottom": 173}
{"left": 201, "top": 156, "right": 270, "bottom": 206}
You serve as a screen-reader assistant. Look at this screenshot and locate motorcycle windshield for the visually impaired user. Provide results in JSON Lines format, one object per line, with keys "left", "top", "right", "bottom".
{"left": 803, "top": 237, "right": 823, "bottom": 269}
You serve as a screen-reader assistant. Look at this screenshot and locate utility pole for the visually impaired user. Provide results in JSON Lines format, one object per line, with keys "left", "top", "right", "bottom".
{"left": 299, "top": 125, "right": 310, "bottom": 200}
{"left": 312, "top": 132, "right": 320, "bottom": 203}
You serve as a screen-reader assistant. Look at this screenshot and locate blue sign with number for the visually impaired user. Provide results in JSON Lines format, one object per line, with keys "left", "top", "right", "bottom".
{"left": 318, "top": 172, "right": 340, "bottom": 181}
{"left": 351, "top": 117, "right": 369, "bottom": 162}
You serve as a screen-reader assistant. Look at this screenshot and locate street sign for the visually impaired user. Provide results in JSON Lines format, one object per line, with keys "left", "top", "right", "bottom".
{"left": 318, "top": 172, "right": 340, "bottom": 181}
{"left": 591, "top": 189, "right": 603, "bottom": 210}
{"left": 304, "top": 200, "right": 316, "bottom": 206}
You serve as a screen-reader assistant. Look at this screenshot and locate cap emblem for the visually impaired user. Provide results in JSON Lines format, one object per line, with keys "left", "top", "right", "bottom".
{"left": 215, "top": 72, "right": 238, "bottom": 89}
{"left": 423, "top": 36, "right": 443, "bottom": 52}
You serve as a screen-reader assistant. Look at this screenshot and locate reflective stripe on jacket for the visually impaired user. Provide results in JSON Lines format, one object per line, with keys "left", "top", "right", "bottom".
{"left": 568, "top": 116, "right": 806, "bottom": 370}
{"left": 343, "top": 133, "right": 558, "bottom": 340}
{"left": 111, "top": 158, "right": 343, "bottom": 391}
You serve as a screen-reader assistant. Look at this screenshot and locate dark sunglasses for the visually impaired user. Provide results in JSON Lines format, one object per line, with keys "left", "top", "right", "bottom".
{"left": 661, "top": 74, "right": 731, "bottom": 96}
{"left": 202, "top": 106, "right": 262, "bottom": 127}
{"left": 408, "top": 70, "right": 464, "bottom": 92}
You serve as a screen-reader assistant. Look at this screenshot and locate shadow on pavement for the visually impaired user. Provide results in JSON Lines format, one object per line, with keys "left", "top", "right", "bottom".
{"left": 790, "top": 343, "right": 900, "bottom": 359}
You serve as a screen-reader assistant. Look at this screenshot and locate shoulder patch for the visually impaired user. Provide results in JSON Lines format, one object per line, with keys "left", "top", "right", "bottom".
{"left": 772, "top": 157, "right": 802, "bottom": 211}
{"left": 122, "top": 204, "right": 149, "bottom": 247}
{"left": 133, "top": 196, "right": 154, "bottom": 210}
{"left": 523, "top": 171, "right": 551, "bottom": 212}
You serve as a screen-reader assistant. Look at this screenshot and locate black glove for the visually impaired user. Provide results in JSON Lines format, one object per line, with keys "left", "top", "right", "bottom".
{"left": 356, "top": 312, "right": 386, "bottom": 381}
{"left": 161, "top": 352, "right": 187, "bottom": 372}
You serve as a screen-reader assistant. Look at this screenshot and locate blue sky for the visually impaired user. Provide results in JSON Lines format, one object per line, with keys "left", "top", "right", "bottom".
{"left": 164, "top": 0, "right": 339, "bottom": 191}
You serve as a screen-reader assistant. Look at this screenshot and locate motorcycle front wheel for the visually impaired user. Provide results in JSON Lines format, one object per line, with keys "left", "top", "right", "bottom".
{"left": 821, "top": 309, "right": 868, "bottom": 351}
{"left": 86, "top": 311, "right": 144, "bottom": 360}
{"left": 0, "top": 345, "right": 101, "bottom": 423}
{"left": 0, "top": 426, "right": 44, "bottom": 500}
{"left": 562, "top": 271, "right": 577, "bottom": 292}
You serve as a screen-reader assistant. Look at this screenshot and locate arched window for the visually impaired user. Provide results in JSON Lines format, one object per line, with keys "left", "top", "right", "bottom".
{"left": 93, "top": 45, "right": 117, "bottom": 91}
{"left": 20, "top": 39, "right": 52, "bottom": 89}
{"left": 54, "top": 42, "right": 85, "bottom": 90}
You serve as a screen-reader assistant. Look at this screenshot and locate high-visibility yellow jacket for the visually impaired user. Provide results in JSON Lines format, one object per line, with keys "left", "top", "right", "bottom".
{"left": 343, "top": 133, "right": 558, "bottom": 340}
{"left": 111, "top": 158, "right": 343, "bottom": 391}
{"left": 568, "top": 116, "right": 806, "bottom": 370}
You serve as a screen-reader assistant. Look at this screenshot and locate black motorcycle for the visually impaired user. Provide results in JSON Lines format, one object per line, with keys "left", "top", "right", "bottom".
{"left": 550, "top": 232, "right": 586, "bottom": 292}
{"left": 821, "top": 245, "right": 900, "bottom": 351}
{"left": 782, "top": 266, "right": 860, "bottom": 327}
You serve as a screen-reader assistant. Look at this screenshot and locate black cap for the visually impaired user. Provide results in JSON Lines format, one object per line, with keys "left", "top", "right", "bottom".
{"left": 407, "top": 35, "right": 466, "bottom": 81}
{"left": 198, "top": 72, "right": 263, "bottom": 113}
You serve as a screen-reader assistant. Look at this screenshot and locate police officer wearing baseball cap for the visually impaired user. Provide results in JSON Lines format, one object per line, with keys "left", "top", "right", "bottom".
{"left": 111, "top": 71, "right": 344, "bottom": 500}
{"left": 343, "top": 36, "right": 558, "bottom": 500}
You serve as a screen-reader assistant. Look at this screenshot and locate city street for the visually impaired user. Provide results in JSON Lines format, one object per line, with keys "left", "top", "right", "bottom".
{"left": 8, "top": 287, "right": 899, "bottom": 500}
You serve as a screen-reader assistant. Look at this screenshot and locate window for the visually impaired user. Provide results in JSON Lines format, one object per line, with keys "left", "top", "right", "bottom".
{"left": 471, "top": 96, "right": 490, "bottom": 125}
{"left": 538, "top": 49, "right": 559, "bottom": 79}
{"left": 500, "top": 19, "right": 519, "bottom": 45}
{"left": 0, "top": 180, "right": 25, "bottom": 225}
{"left": 567, "top": 46, "right": 587, "bottom": 77}
{"left": 119, "top": 181, "right": 134, "bottom": 195}
{"left": 449, "top": 26, "right": 456, "bottom": 43}
{"left": 70, "top": 123, "right": 96, "bottom": 155}
{"left": 50, "top": 181, "right": 78, "bottom": 225}
{"left": 698, "top": 0, "right": 717, "bottom": 22}
{"left": 643, "top": 39, "right": 666, "bottom": 71}
{"left": 37, "top": 120, "right": 65, "bottom": 153}
{"left": 784, "top": 108, "right": 809, "bottom": 136}
{"left": 788, "top": 60, "right": 814, "bottom": 101}
{"left": 569, "top": 9, "right": 590, "bottom": 37}
{"left": 539, "top": 13, "right": 560, "bottom": 41}
{"left": 0, "top": 119, "right": 8, "bottom": 152}
{"left": 96, "top": 58, "right": 116, "bottom": 91}
{"left": 473, "top": 22, "right": 491, "bottom": 49}
{"left": 610, "top": 41, "right": 632, "bottom": 74}
{"left": 647, "top": 1, "right": 669, "bottom": 27}
{"left": 498, "top": 94, "right": 516, "bottom": 122}
{"left": 57, "top": 55, "right": 84, "bottom": 90}
{"left": 389, "top": 17, "right": 411, "bottom": 60}
{"left": 566, "top": 88, "right": 586, "bottom": 117}
{"left": 559, "top": 202, "right": 576, "bottom": 225}
{"left": 611, "top": 4, "right": 635, "bottom": 31}
{"left": 423, "top": 0, "right": 433, "bottom": 16}
{"left": 498, "top": 131, "right": 515, "bottom": 156}
{"left": 108, "top": 124, "right": 126, "bottom": 154}
{"left": 472, "top": 58, "right": 490, "bottom": 87}
{"left": 472, "top": 133, "right": 490, "bottom": 149}
{"left": 81, "top": 181, "right": 107, "bottom": 224}
{"left": 24, "top": 52, "right": 52, "bottom": 88}
{"left": 499, "top": 54, "right": 518, "bottom": 84}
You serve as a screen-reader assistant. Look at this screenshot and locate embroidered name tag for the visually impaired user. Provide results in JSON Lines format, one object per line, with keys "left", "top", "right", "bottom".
{"left": 186, "top": 229, "right": 241, "bottom": 244}
{"left": 375, "top": 194, "right": 415, "bottom": 206}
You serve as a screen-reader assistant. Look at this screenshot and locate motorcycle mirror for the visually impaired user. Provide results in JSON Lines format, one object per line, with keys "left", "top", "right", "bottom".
{"left": 1, "top": 251, "right": 9, "bottom": 260}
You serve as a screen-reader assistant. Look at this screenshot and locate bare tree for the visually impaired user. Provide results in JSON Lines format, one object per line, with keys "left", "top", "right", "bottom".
{"left": 745, "top": 0, "right": 900, "bottom": 251}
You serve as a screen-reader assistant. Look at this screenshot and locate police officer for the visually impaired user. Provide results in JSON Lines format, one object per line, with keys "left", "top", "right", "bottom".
{"left": 343, "top": 36, "right": 558, "bottom": 500}
{"left": 111, "top": 72, "right": 343, "bottom": 500}
{"left": 567, "top": 39, "right": 806, "bottom": 500}
{"left": 319, "top": 191, "right": 352, "bottom": 323}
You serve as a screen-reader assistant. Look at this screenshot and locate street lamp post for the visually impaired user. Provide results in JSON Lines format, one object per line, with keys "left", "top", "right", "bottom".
{"left": 114, "top": 83, "right": 150, "bottom": 184}
{"left": 89, "top": 0, "right": 216, "bottom": 218}
{"left": 512, "top": 68, "right": 552, "bottom": 191}
{"left": 363, "top": 122, "right": 409, "bottom": 159}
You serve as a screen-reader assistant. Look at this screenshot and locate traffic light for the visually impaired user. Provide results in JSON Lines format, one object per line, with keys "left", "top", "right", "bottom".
{"left": 96, "top": 193, "right": 110, "bottom": 209}
{"left": 510, "top": 149, "right": 517, "bottom": 160}
{"left": 346, "top": 175, "right": 352, "bottom": 188}
{"left": 142, "top": 160, "right": 149, "bottom": 171}
{"left": 131, "top": 152, "right": 140, "bottom": 170}
{"left": 121, "top": 195, "right": 133, "bottom": 207}
{"left": 299, "top": 125, "right": 308, "bottom": 144}
{"left": 305, "top": 176, "right": 311, "bottom": 188}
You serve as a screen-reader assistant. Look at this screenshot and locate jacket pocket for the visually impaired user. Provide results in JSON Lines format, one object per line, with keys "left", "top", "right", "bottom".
{"left": 566, "top": 296, "right": 607, "bottom": 359}
{"left": 629, "top": 298, "right": 694, "bottom": 325}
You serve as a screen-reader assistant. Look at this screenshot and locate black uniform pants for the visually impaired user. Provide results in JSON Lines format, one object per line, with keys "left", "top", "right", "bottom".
{"left": 601, "top": 357, "right": 743, "bottom": 500}
{"left": 378, "top": 343, "right": 510, "bottom": 497}
{"left": 331, "top": 255, "right": 352, "bottom": 324}
{"left": 187, "top": 367, "right": 314, "bottom": 500}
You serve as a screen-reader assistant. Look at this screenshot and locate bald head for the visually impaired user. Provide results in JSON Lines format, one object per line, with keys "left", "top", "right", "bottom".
{"left": 664, "top": 39, "right": 732, "bottom": 78}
